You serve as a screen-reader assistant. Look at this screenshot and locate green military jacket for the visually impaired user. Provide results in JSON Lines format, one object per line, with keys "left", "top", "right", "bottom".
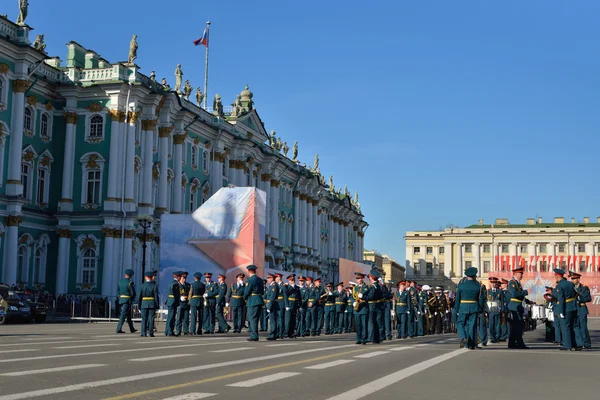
{"left": 227, "top": 282, "right": 245, "bottom": 307}
{"left": 166, "top": 279, "right": 180, "bottom": 307}
{"left": 353, "top": 284, "right": 370, "bottom": 315}
{"left": 117, "top": 278, "right": 136, "bottom": 304}
{"left": 205, "top": 281, "right": 218, "bottom": 305}
{"left": 455, "top": 279, "right": 482, "bottom": 314}
{"left": 335, "top": 290, "right": 347, "bottom": 312}
{"left": 395, "top": 290, "right": 409, "bottom": 313}
{"left": 265, "top": 283, "right": 280, "bottom": 312}
{"left": 575, "top": 283, "right": 591, "bottom": 316}
{"left": 507, "top": 279, "right": 528, "bottom": 312}
{"left": 284, "top": 284, "right": 300, "bottom": 311}
{"left": 189, "top": 281, "right": 206, "bottom": 307}
{"left": 217, "top": 282, "right": 227, "bottom": 306}
{"left": 138, "top": 281, "right": 159, "bottom": 309}
{"left": 178, "top": 282, "right": 191, "bottom": 309}
{"left": 243, "top": 274, "right": 264, "bottom": 307}
{"left": 555, "top": 278, "right": 577, "bottom": 314}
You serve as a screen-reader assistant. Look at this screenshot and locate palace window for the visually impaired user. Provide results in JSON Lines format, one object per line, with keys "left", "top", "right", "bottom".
{"left": 483, "top": 261, "right": 490, "bottom": 272}
{"left": 413, "top": 247, "right": 421, "bottom": 255}
{"left": 439, "top": 263, "right": 444, "bottom": 273}
{"left": 580, "top": 261, "right": 586, "bottom": 272}
{"left": 439, "top": 247, "right": 445, "bottom": 254}
{"left": 17, "top": 245, "right": 28, "bottom": 283}
{"left": 539, "top": 244, "right": 547, "bottom": 253}
{"left": 36, "top": 167, "right": 48, "bottom": 205}
{"left": 80, "top": 153, "right": 105, "bottom": 207}
{"left": 519, "top": 244, "right": 527, "bottom": 253}
{"left": 426, "top": 262, "right": 433, "bottom": 276}
{"left": 191, "top": 145, "right": 198, "bottom": 167}
{"left": 464, "top": 244, "right": 472, "bottom": 253}
{"left": 483, "top": 244, "right": 490, "bottom": 253}
{"left": 24, "top": 107, "right": 33, "bottom": 131}
{"left": 86, "top": 170, "right": 101, "bottom": 204}
{"left": 21, "top": 162, "right": 32, "bottom": 200}
{"left": 465, "top": 261, "right": 472, "bottom": 269}
{"left": 501, "top": 244, "right": 509, "bottom": 253}
{"left": 540, "top": 261, "right": 548, "bottom": 272}
{"left": 559, "top": 244, "right": 566, "bottom": 253}
{"left": 202, "top": 149, "right": 209, "bottom": 173}
{"left": 426, "top": 246, "right": 433, "bottom": 255}
{"left": 89, "top": 115, "right": 103, "bottom": 138}
{"left": 40, "top": 113, "right": 50, "bottom": 139}
{"left": 413, "top": 262, "right": 421, "bottom": 275}
{"left": 82, "top": 249, "right": 97, "bottom": 284}
{"left": 577, "top": 243, "right": 586, "bottom": 253}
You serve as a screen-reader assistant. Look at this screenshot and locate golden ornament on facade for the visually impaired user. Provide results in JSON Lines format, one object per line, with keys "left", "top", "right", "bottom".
{"left": 23, "top": 151, "right": 35, "bottom": 162}
{"left": 19, "top": 235, "right": 29, "bottom": 244}
{"left": 108, "top": 109, "right": 122, "bottom": 122}
{"left": 86, "top": 154, "right": 99, "bottom": 168}
{"left": 45, "top": 101, "right": 53, "bottom": 111}
{"left": 88, "top": 103, "right": 103, "bottom": 112}
{"left": 247, "top": 132, "right": 253, "bottom": 141}
{"left": 152, "top": 164, "right": 160, "bottom": 180}
{"left": 81, "top": 237, "right": 96, "bottom": 249}
{"left": 193, "top": 137, "right": 200, "bottom": 145}
{"left": 128, "top": 111, "right": 140, "bottom": 124}
{"left": 26, "top": 95, "right": 38, "bottom": 106}
{"left": 124, "top": 229, "right": 137, "bottom": 239}
{"left": 155, "top": 95, "right": 167, "bottom": 115}
{"left": 101, "top": 227, "right": 114, "bottom": 238}
{"left": 64, "top": 111, "right": 78, "bottom": 124}
{"left": 141, "top": 119, "right": 157, "bottom": 131}
{"left": 12, "top": 80, "right": 29, "bottom": 93}
{"left": 0, "top": 63, "right": 10, "bottom": 74}
{"left": 134, "top": 157, "right": 141, "bottom": 173}
{"left": 181, "top": 175, "right": 188, "bottom": 189}
{"left": 158, "top": 125, "right": 174, "bottom": 138}
{"left": 40, "top": 156, "right": 52, "bottom": 167}
{"left": 204, "top": 141, "right": 211, "bottom": 149}
{"left": 173, "top": 133, "right": 187, "bottom": 145}
{"left": 261, "top": 173, "right": 271, "bottom": 181}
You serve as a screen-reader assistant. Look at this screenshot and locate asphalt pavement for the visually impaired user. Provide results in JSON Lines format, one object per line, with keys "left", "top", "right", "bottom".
{"left": 0, "top": 320, "right": 598, "bottom": 400}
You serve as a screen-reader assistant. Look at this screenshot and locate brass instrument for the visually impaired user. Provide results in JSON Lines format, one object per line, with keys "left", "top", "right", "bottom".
{"left": 353, "top": 286, "right": 364, "bottom": 311}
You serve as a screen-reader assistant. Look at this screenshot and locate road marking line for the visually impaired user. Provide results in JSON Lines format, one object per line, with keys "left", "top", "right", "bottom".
{"left": 0, "top": 337, "right": 141, "bottom": 347}
{"left": 103, "top": 347, "right": 373, "bottom": 400}
{"left": 0, "top": 344, "right": 358, "bottom": 400}
{"left": 0, "top": 349, "right": 38, "bottom": 354}
{"left": 227, "top": 372, "right": 301, "bottom": 387}
{"left": 0, "top": 341, "right": 246, "bottom": 364}
{"left": 354, "top": 351, "right": 390, "bottom": 358}
{"left": 21, "top": 337, "right": 74, "bottom": 341}
{"left": 265, "top": 343, "right": 297, "bottom": 347}
{"left": 132, "top": 339, "right": 248, "bottom": 345}
{"left": 304, "top": 359, "right": 354, "bottom": 369}
{"left": 54, "top": 344, "right": 121, "bottom": 349}
{"left": 159, "top": 394, "right": 216, "bottom": 400}
{"left": 326, "top": 349, "right": 469, "bottom": 400}
{"left": 210, "top": 347, "right": 255, "bottom": 353}
{"left": 0, "top": 364, "right": 105, "bottom": 377}
{"left": 129, "top": 354, "right": 196, "bottom": 362}
{"left": 388, "top": 347, "right": 414, "bottom": 351}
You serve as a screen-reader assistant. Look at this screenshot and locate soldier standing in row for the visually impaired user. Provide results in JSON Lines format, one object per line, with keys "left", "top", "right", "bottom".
{"left": 189, "top": 272, "right": 205, "bottom": 335}
{"left": 138, "top": 271, "right": 158, "bottom": 337}
{"left": 165, "top": 271, "right": 181, "bottom": 336}
{"left": 116, "top": 269, "right": 137, "bottom": 334}
{"left": 265, "top": 273, "right": 280, "bottom": 341}
{"left": 500, "top": 278, "right": 510, "bottom": 341}
{"left": 284, "top": 274, "right": 299, "bottom": 338}
{"left": 323, "top": 283, "right": 336, "bottom": 334}
{"left": 455, "top": 267, "right": 482, "bottom": 349}
{"left": 312, "top": 278, "right": 326, "bottom": 336}
{"left": 353, "top": 272, "right": 369, "bottom": 344}
{"left": 243, "top": 265, "right": 263, "bottom": 341}
{"left": 345, "top": 286, "right": 354, "bottom": 333}
{"left": 203, "top": 272, "right": 218, "bottom": 334}
{"left": 364, "top": 270, "right": 383, "bottom": 344}
{"left": 260, "top": 279, "right": 268, "bottom": 331}
{"left": 417, "top": 285, "right": 428, "bottom": 336}
{"left": 227, "top": 273, "right": 245, "bottom": 333}
{"left": 176, "top": 272, "right": 191, "bottom": 336}
{"left": 570, "top": 271, "right": 591, "bottom": 350}
{"left": 335, "top": 282, "right": 347, "bottom": 334}
{"left": 395, "top": 280, "right": 409, "bottom": 339}
{"left": 296, "top": 276, "right": 308, "bottom": 337}
{"left": 487, "top": 278, "right": 503, "bottom": 343}
{"left": 407, "top": 280, "right": 417, "bottom": 338}
{"left": 275, "top": 273, "right": 285, "bottom": 339}
{"left": 305, "top": 277, "right": 315, "bottom": 336}
{"left": 507, "top": 267, "right": 529, "bottom": 349}
{"left": 216, "top": 274, "right": 231, "bottom": 333}
{"left": 478, "top": 279, "right": 489, "bottom": 346}
{"left": 382, "top": 281, "right": 393, "bottom": 340}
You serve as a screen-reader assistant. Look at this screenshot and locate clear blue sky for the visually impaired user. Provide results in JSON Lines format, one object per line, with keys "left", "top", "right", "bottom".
{"left": 12, "top": 0, "right": 600, "bottom": 264}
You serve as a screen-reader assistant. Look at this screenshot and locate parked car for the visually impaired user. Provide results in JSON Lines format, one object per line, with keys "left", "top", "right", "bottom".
{"left": 0, "top": 285, "right": 32, "bottom": 324}
{"left": 15, "top": 291, "right": 47, "bottom": 323}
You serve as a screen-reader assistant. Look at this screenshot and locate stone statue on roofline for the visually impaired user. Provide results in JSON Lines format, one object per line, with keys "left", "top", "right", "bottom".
{"left": 231, "top": 94, "right": 243, "bottom": 117}
{"left": 183, "top": 80, "right": 193, "bottom": 100}
{"left": 195, "top": 87, "right": 204, "bottom": 107}
{"left": 282, "top": 141, "right": 289, "bottom": 157}
{"left": 213, "top": 94, "right": 224, "bottom": 117}
{"left": 33, "top": 34, "right": 46, "bottom": 53}
{"left": 150, "top": 71, "right": 156, "bottom": 81}
{"left": 328, "top": 174, "right": 335, "bottom": 194}
{"left": 16, "top": 0, "right": 28, "bottom": 26}
{"left": 127, "top": 34, "right": 138, "bottom": 64}
{"left": 174, "top": 64, "right": 183, "bottom": 94}
{"left": 344, "top": 184, "right": 349, "bottom": 196}
{"left": 353, "top": 191, "right": 359, "bottom": 206}
{"left": 275, "top": 137, "right": 283, "bottom": 151}
{"left": 161, "top": 78, "right": 170, "bottom": 91}
{"left": 292, "top": 141, "right": 298, "bottom": 162}
{"left": 313, "top": 154, "right": 319, "bottom": 172}
{"left": 268, "top": 130, "right": 276, "bottom": 148}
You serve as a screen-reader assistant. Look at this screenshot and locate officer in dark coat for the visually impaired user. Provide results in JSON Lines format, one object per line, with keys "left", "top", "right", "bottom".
{"left": 116, "top": 269, "right": 137, "bottom": 334}
{"left": 353, "top": 272, "right": 370, "bottom": 344}
{"left": 295, "top": 276, "right": 308, "bottom": 337}
{"left": 227, "top": 273, "right": 245, "bottom": 333}
{"left": 554, "top": 268, "right": 577, "bottom": 350}
{"left": 570, "top": 271, "right": 591, "bottom": 350}
{"left": 265, "top": 273, "right": 280, "bottom": 341}
{"left": 382, "top": 281, "right": 393, "bottom": 340}
{"left": 455, "top": 267, "right": 483, "bottom": 349}
{"left": 189, "top": 272, "right": 206, "bottom": 335}
{"left": 323, "top": 283, "right": 336, "bottom": 334}
{"left": 284, "top": 274, "right": 299, "bottom": 338}
{"left": 215, "top": 273, "right": 231, "bottom": 333}
{"left": 243, "top": 265, "right": 264, "bottom": 341}
{"left": 507, "top": 267, "right": 529, "bottom": 349}
{"left": 335, "top": 282, "right": 347, "bottom": 334}
{"left": 345, "top": 286, "right": 354, "bottom": 333}
{"left": 175, "top": 272, "right": 191, "bottom": 336}
{"left": 138, "top": 271, "right": 158, "bottom": 337}
{"left": 312, "top": 278, "right": 326, "bottom": 336}
{"left": 363, "top": 270, "right": 383, "bottom": 344}
{"left": 203, "top": 272, "right": 218, "bottom": 334}
{"left": 165, "top": 271, "right": 181, "bottom": 336}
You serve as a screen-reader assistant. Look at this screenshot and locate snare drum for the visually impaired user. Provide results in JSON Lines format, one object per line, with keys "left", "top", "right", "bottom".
{"left": 487, "top": 300, "right": 501, "bottom": 313}
{"left": 546, "top": 310, "right": 554, "bottom": 322}
{"left": 531, "top": 305, "right": 545, "bottom": 320}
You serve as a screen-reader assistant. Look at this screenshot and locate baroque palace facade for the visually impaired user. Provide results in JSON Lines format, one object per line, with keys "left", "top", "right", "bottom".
{"left": 0, "top": 14, "right": 367, "bottom": 297}
{"left": 405, "top": 216, "right": 600, "bottom": 288}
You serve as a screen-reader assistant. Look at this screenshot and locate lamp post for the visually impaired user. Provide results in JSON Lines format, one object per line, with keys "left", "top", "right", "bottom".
{"left": 136, "top": 214, "right": 153, "bottom": 281}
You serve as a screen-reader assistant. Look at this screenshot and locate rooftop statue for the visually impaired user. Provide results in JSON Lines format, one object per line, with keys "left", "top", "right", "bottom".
{"left": 16, "top": 0, "right": 28, "bottom": 26}
{"left": 328, "top": 174, "right": 335, "bottom": 193}
{"left": 231, "top": 94, "right": 243, "bottom": 117}
{"left": 195, "top": 87, "right": 204, "bottom": 107}
{"left": 174, "top": 64, "right": 183, "bottom": 94}
{"left": 161, "top": 78, "right": 171, "bottom": 91}
{"left": 282, "top": 141, "right": 289, "bottom": 157}
{"left": 313, "top": 153, "right": 319, "bottom": 171}
{"left": 268, "top": 130, "right": 276, "bottom": 148}
{"left": 127, "top": 34, "right": 138, "bottom": 64}
{"left": 183, "top": 80, "right": 192, "bottom": 101}
{"left": 150, "top": 71, "right": 156, "bottom": 81}
{"left": 275, "top": 137, "right": 282, "bottom": 151}
{"left": 33, "top": 34, "right": 46, "bottom": 53}
{"left": 292, "top": 141, "right": 298, "bottom": 162}
{"left": 213, "top": 94, "right": 224, "bottom": 117}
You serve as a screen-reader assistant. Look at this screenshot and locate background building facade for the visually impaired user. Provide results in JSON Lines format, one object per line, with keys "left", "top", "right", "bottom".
{"left": 405, "top": 216, "right": 600, "bottom": 288}
{"left": 363, "top": 249, "right": 405, "bottom": 283}
{"left": 0, "top": 15, "right": 367, "bottom": 297}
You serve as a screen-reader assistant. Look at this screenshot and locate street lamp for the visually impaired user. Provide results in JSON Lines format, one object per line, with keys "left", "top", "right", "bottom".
{"left": 136, "top": 214, "right": 153, "bottom": 280}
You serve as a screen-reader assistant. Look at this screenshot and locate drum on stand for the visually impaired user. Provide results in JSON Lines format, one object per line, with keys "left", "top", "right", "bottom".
{"left": 531, "top": 305, "right": 545, "bottom": 320}
{"left": 546, "top": 309, "right": 554, "bottom": 321}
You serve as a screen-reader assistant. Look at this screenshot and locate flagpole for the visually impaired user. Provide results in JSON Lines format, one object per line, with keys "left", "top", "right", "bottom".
{"left": 203, "top": 20, "right": 210, "bottom": 110}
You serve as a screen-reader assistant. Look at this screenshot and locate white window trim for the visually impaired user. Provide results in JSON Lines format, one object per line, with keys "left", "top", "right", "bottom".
{"left": 17, "top": 244, "right": 30, "bottom": 284}
{"left": 23, "top": 106, "right": 35, "bottom": 137}
{"left": 36, "top": 150, "right": 54, "bottom": 208}
{"left": 84, "top": 112, "right": 107, "bottom": 144}
{"left": 39, "top": 111, "right": 53, "bottom": 143}
{"left": 191, "top": 144, "right": 198, "bottom": 169}
{"left": 21, "top": 145, "right": 37, "bottom": 202}
{"left": 201, "top": 181, "right": 211, "bottom": 204}
{"left": 32, "top": 234, "right": 50, "bottom": 285}
{"left": 79, "top": 152, "right": 106, "bottom": 208}
{"left": 202, "top": 149, "right": 210, "bottom": 174}
{"left": 75, "top": 234, "right": 101, "bottom": 288}
{"left": 0, "top": 121, "right": 10, "bottom": 188}
{"left": 181, "top": 173, "right": 188, "bottom": 212}
{"left": 167, "top": 169, "right": 174, "bottom": 212}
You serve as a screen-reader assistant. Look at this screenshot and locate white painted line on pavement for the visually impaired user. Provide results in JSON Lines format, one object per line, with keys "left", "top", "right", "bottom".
{"left": 305, "top": 359, "right": 355, "bottom": 369}
{"left": 0, "top": 349, "right": 38, "bottom": 354}
{"left": 265, "top": 343, "right": 298, "bottom": 347}
{"left": 0, "top": 364, "right": 105, "bottom": 377}
{"left": 21, "top": 337, "right": 74, "bottom": 341}
{"left": 54, "top": 343, "right": 121, "bottom": 349}
{"left": 0, "top": 337, "right": 141, "bottom": 347}
{"left": 210, "top": 347, "right": 255, "bottom": 353}
{"left": 160, "top": 393, "right": 216, "bottom": 400}
{"left": 227, "top": 372, "right": 301, "bottom": 387}
{"left": 129, "top": 354, "right": 195, "bottom": 362}
{"left": 0, "top": 344, "right": 356, "bottom": 400}
{"left": 354, "top": 351, "right": 390, "bottom": 359}
{"left": 388, "top": 347, "right": 414, "bottom": 351}
{"left": 326, "top": 349, "right": 469, "bottom": 400}
{"left": 0, "top": 341, "right": 249, "bottom": 364}
{"left": 133, "top": 339, "right": 248, "bottom": 345}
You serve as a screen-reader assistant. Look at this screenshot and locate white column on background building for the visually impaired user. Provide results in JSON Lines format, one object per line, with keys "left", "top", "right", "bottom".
{"left": 101, "top": 231, "right": 115, "bottom": 297}
{"left": 140, "top": 119, "right": 157, "bottom": 210}
{"left": 585, "top": 242, "right": 594, "bottom": 272}
{"left": 211, "top": 155, "right": 223, "bottom": 196}
{"left": 528, "top": 242, "right": 537, "bottom": 271}
{"left": 509, "top": 242, "right": 517, "bottom": 270}
{"left": 328, "top": 217, "right": 334, "bottom": 258}
{"left": 55, "top": 228, "right": 71, "bottom": 294}
{"left": 124, "top": 115, "right": 137, "bottom": 208}
{"left": 474, "top": 243, "right": 481, "bottom": 277}
{"left": 456, "top": 243, "right": 463, "bottom": 277}
{"left": 2, "top": 217, "right": 21, "bottom": 284}
{"left": 228, "top": 160, "right": 236, "bottom": 186}
{"left": 293, "top": 193, "right": 300, "bottom": 250}
{"left": 270, "top": 180, "right": 279, "bottom": 241}
{"left": 5, "top": 80, "right": 27, "bottom": 196}
{"left": 443, "top": 243, "right": 452, "bottom": 277}
{"left": 172, "top": 133, "right": 185, "bottom": 214}
{"left": 343, "top": 222, "right": 349, "bottom": 260}
{"left": 106, "top": 110, "right": 123, "bottom": 204}
{"left": 546, "top": 242, "right": 554, "bottom": 271}
{"left": 569, "top": 243, "right": 576, "bottom": 269}
{"left": 123, "top": 231, "right": 133, "bottom": 270}
{"left": 433, "top": 246, "right": 439, "bottom": 275}
{"left": 338, "top": 222, "right": 343, "bottom": 258}
{"left": 262, "top": 176, "right": 271, "bottom": 239}
{"left": 157, "top": 126, "right": 171, "bottom": 212}
{"left": 306, "top": 197, "right": 313, "bottom": 252}
{"left": 59, "top": 112, "right": 77, "bottom": 211}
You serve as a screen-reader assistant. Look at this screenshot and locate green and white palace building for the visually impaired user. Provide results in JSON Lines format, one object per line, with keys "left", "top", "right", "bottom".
{"left": 0, "top": 14, "right": 367, "bottom": 297}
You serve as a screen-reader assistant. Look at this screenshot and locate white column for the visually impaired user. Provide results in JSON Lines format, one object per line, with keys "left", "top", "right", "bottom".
{"left": 269, "top": 181, "right": 279, "bottom": 241}
{"left": 101, "top": 234, "right": 115, "bottom": 297}
{"left": 328, "top": 218, "right": 334, "bottom": 258}
{"left": 298, "top": 197, "right": 305, "bottom": 248}
{"left": 123, "top": 236, "right": 133, "bottom": 270}
{"left": 157, "top": 126, "right": 170, "bottom": 212}
{"left": 457, "top": 243, "right": 463, "bottom": 277}
{"left": 262, "top": 177, "right": 271, "bottom": 240}
{"left": 338, "top": 222, "right": 343, "bottom": 258}
{"left": 443, "top": 243, "right": 451, "bottom": 277}
{"left": 211, "top": 157, "right": 222, "bottom": 195}
{"left": 172, "top": 134, "right": 184, "bottom": 214}
{"left": 546, "top": 242, "right": 553, "bottom": 271}
{"left": 2, "top": 220, "right": 19, "bottom": 284}
{"left": 313, "top": 203, "right": 320, "bottom": 254}
{"left": 55, "top": 229, "right": 71, "bottom": 294}
{"left": 433, "top": 246, "right": 439, "bottom": 275}
{"left": 106, "top": 111, "right": 122, "bottom": 204}
{"left": 5, "top": 82, "right": 26, "bottom": 196}
{"left": 343, "top": 223, "right": 349, "bottom": 259}
{"left": 124, "top": 119, "right": 136, "bottom": 207}
{"left": 306, "top": 198, "right": 313, "bottom": 251}
{"left": 140, "top": 120, "right": 156, "bottom": 210}
{"left": 116, "top": 122, "right": 127, "bottom": 200}
{"left": 528, "top": 242, "right": 537, "bottom": 271}
{"left": 293, "top": 193, "right": 300, "bottom": 250}
{"left": 59, "top": 112, "right": 77, "bottom": 211}
{"left": 509, "top": 243, "right": 517, "bottom": 271}
{"left": 474, "top": 243, "right": 481, "bottom": 277}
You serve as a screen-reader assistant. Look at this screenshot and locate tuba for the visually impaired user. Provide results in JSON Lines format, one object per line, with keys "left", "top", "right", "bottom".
{"left": 353, "top": 286, "right": 364, "bottom": 312}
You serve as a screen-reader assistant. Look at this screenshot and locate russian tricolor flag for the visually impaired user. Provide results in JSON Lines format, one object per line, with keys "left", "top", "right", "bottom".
{"left": 193, "top": 27, "right": 209, "bottom": 47}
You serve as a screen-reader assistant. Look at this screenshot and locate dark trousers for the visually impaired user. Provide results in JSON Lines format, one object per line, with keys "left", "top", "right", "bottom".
{"left": 367, "top": 308, "right": 381, "bottom": 343}
{"left": 285, "top": 308, "right": 297, "bottom": 337}
{"left": 379, "top": 308, "right": 386, "bottom": 340}
{"left": 384, "top": 306, "right": 392, "bottom": 339}
{"left": 432, "top": 312, "right": 443, "bottom": 334}
{"left": 553, "top": 315, "right": 562, "bottom": 344}
{"left": 277, "top": 304, "right": 285, "bottom": 338}
{"left": 577, "top": 313, "right": 590, "bottom": 347}
{"left": 489, "top": 313, "right": 501, "bottom": 341}
{"left": 232, "top": 305, "right": 243, "bottom": 332}
{"left": 216, "top": 304, "right": 229, "bottom": 332}
{"left": 116, "top": 302, "right": 135, "bottom": 333}
{"left": 313, "top": 306, "right": 324, "bottom": 335}
{"left": 306, "top": 307, "right": 315, "bottom": 335}
{"left": 296, "top": 308, "right": 305, "bottom": 336}
{"left": 396, "top": 312, "right": 407, "bottom": 338}
{"left": 336, "top": 312, "right": 345, "bottom": 333}
{"left": 204, "top": 304, "right": 216, "bottom": 333}
{"left": 260, "top": 308, "right": 268, "bottom": 331}
{"left": 165, "top": 306, "right": 177, "bottom": 336}
{"left": 345, "top": 311, "right": 353, "bottom": 332}
{"left": 190, "top": 306, "right": 204, "bottom": 335}
{"left": 355, "top": 313, "right": 368, "bottom": 343}
{"left": 407, "top": 311, "right": 415, "bottom": 337}
{"left": 175, "top": 306, "right": 189, "bottom": 335}
{"left": 479, "top": 314, "right": 488, "bottom": 344}
{"left": 140, "top": 308, "right": 155, "bottom": 336}
{"left": 458, "top": 311, "right": 478, "bottom": 348}
{"left": 508, "top": 310, "right": 525, "bottom": 348}
{"left": 247, "top": 305, "right": 262, "bottom": 340}
{"left": 324, "top": 308, "right": 335, "bottom": 334}
{"left": 416, "top": 312, "right": 424, "bottom": 336}
{"left": 268, "top": 309, "right": 279, "bottom": 339}
{"left": 560, "top": 310, "right": 577, "bottom": 349}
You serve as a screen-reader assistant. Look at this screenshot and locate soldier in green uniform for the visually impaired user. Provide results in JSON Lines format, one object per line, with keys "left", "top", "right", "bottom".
{"left": 165, "top": 271, "right": 181, "bottom": 336}
{"left": 455, "top": 267, "right": 483, "bottom": 349}
{"left": 296, "top": 276, "right": 308, "bottom": 337}
{"left": 305, "top": 277, "right": 315, "bottom": 336}
{"left": 203, "top": 272, "right": 218, "bottom": 334}
{"left": 542, "top": 286, "right": 556, "bottom": 343}
{"left": 478, "top": 280, "right": 489, "bottom": 346}
{"left": 265, "top": 273, "right": 280, "bottom": 341}
{"left": 363, "top": 270, "right": 383, "bottom": 344}
{"left": 243, "top": 265, "right": 264, "bottom": 341}
{"left": 570, "top": 271, "right": 591, "bottom": 350}
{"left": 312, "top": 278, "right": 326, "bottom": 336}
{"left": 407, "top": 280, "right": 417, "bottom": 338}
{"left": 382, "top": 281, "right": 393, "bottom": 340}
{"left": 487, "top": 278, "right": 503, "bottom": 343}
{"left": 499, "top": 278, "right": 510, "bottom": 341}
{"left": 227, "top": 273, "right": 245, "bottom": 333}
{"left": 138, "top": 271, "right": 159, "bottom": 337}
{"left": 345, "top": 286, "right": 354, "bottom": 333}
{"left": 507, "top": 267, "right": 529, "bottom": 349}
{"left": 353, "top": 272, "right": 370, "bottom": 344}
{"left": 416, "top": 285, "right": 427, "bottom": 336}
{"left": 260, "top": 279, "right": 268, "bottom": 331}
{"left": 395, "top": 280, "right": 409, "bottom": 339}
{"left": 116, "top": 269, "right": 137, "bottom": 334}
{"left": 274, "top": 273, "right": 285, "bottom": 338}
{"left": 553, "top": 268, "right": 577, "bottom": 350}
{"left": 323, "top": 283, "right": 336, "bottom": 334}
{"left": 335, "top": 282, "right": 347, "bottom": 334}
{"left": 215, "top": 273, "right": 231, "bottom": 333}
{"left": 175, "top": 272, "right": 191, "bottom": 336}
{"left": 189, "top": 272, "right": 206, "bottom": 335}
{"left": 284, "top": 274, "right": 299, "bottom": 338}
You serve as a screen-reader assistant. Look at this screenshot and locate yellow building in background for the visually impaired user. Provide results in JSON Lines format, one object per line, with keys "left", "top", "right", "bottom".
{"left": 363, "top": 250, "right": 406, "bottom": 283}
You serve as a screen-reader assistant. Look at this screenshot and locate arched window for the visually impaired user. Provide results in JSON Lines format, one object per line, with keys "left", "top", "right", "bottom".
{"left": 17, "top": 245, "right": 28, "bottom": 283}
{"left": 24, "top": 107, "right": 32, "bottom": 131}
{"left": 89, "top": 115, "right": 103, "bottom": 138}
{"left": 21, "top": 162, "right": 31, "bottom": 200}
{"left": 0, "top": 79, "right": 3, "bottom": 105}
{"left": 34, "top": 248, "right": 43, "bottom": 284}
{"left": 36, "top": 167, "right": 48, "bottom": 205}
{"left": 40, "top": 113, "right": 49, "bottom": 138}
{"left": 191, "top": 146, "right": 198, "bottom": 166}
{"left": 82, "top": 249, "right": 97, "bottom": 284}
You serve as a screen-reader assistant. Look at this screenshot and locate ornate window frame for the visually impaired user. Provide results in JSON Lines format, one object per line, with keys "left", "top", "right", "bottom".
{"left": 0, "top": 74, "right": 7, "bottom": 110}
{"left": 21, "top": 145, "right": 37, "bottom": 202}
{"left": 17, "top": 233, "right": 34, "bottom": 284}
{"left": 189, "top": 178, "right": 200, "bottom": 212}
{"left": 36, "top": 150, "right": 53, "bottom": 209}
{"left": 181, "top": 173, "right": 188, "bottom": 212}
{"left": 201, "top": 181, "right": 211, "bottom": 204}
{"left": 167, "top": 168, "right": 174, "bottom": 211}
{"left": 202, "top": 149, "right": 210, "bottom": 174}
{"left": 23, "top": 106, "right": 35, "bottom": 137}
{"left": 32, "top": 234, "right": 50, "bottom": 285}
{"left": 75, "top": 234, "right": 101, "bottom": 291}
{"left": 40, "top": 111, "right": 53, "bottom": 143}
{"left": 191, "top": 144, "right": 199, "bottom": 171}
{"left": 133, "top": 156, "right": 142, "bottom": 206}
{"left": 0, "top": 121, "right": 9, "bottom": 188}
{"left": 84, "top": 112, "right": 107, "bottom": 144}
{"left": 79, "top": 152, "right": 106, "bottom": 209}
